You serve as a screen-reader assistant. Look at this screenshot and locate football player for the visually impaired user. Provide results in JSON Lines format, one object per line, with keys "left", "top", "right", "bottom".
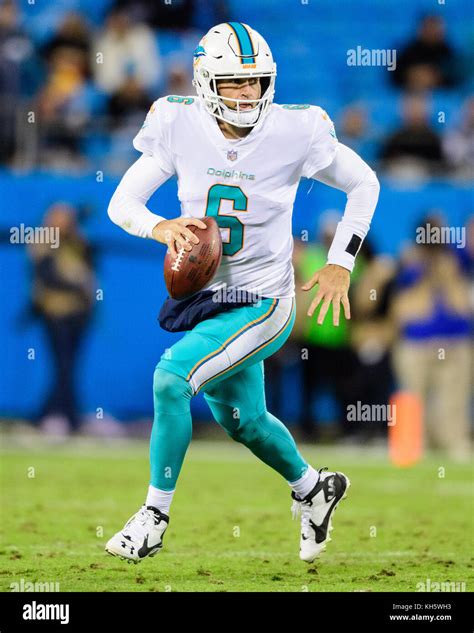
{"left": 105, "top": 22, "right": 379, "bottom": 563}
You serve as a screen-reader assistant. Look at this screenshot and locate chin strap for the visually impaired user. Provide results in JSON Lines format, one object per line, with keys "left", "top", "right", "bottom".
{"left": 221, "top": 102, "right": 261, "bottom": 127}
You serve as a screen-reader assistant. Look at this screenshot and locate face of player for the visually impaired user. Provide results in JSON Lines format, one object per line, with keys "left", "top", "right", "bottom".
{"left": 216, "top": 77, "right": 262, "bottom": 111}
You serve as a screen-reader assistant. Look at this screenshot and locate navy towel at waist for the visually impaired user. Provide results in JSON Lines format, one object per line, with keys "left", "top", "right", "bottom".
{"left": 158, "top": 290, "right": 266, "bottom": 332}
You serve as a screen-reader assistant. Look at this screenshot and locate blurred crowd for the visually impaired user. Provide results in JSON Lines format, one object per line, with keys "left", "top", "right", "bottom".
{"left": 265, "top": 211, "right": 473, "bottom": 459}
{"left": 0, "top": 0, "right": 227, "bottom": 170}
{"left": 0, "top": 2, "right": 472, "bottom": 178}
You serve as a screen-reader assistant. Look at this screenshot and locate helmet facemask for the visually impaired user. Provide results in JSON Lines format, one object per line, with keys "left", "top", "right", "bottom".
{"left": 194, "top": 68, "right": 275, "bottom": 128}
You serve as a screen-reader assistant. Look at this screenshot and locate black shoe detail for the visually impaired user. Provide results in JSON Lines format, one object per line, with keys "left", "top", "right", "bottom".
{"left": 137, "top": 535, "right": 163, "bottom": 559}
{"left": 292, "top": 471, "right": 347, "bottom": 506}
{"left": 120, "top": 536, "right": 135, "bottom": 552}
{"left": 308, "top": 519, "right": 327, "bottom": 544}
{"left": 310, "top": 504, "right": 336, "bottom": 544}
{"left": 136, "top": 509, "right": 169, "bottom": 559}
{"left": 146, "top": 506, "right": 170, "bottom": 525}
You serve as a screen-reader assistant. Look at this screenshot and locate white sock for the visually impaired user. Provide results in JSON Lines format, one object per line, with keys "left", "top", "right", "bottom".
{"left": 146, "top": 485, "right": 175, "bottom": 515}
{"left": 288, "top": 465, "right": 319, "bottom": 499}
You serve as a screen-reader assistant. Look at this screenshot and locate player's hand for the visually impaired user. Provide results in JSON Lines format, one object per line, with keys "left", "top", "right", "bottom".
{"left": 152, "top": 217, "right": 207, "bottom": 259}
{"left": 302, "top": 264, "right": 351, "bottom": 326}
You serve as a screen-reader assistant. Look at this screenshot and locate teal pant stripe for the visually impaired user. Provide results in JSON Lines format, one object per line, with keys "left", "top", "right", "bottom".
{"left": 187, "top": 298, "right": 279, "bottom": 383}
{"left": 195, "top": 298, "right": 294, "bottom": 393}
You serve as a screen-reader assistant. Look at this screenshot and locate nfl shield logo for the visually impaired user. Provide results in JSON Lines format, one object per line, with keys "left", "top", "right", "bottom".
{"left": 227, "top": 149, "right": 238, "bottom": 162}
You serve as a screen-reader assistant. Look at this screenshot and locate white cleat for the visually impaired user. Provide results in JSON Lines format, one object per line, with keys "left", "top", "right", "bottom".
{"left": 105, "top": 505, "right": 169, "bottom": 564}
{"left": 291, "top": 468, "right": 350, "bottom": 563}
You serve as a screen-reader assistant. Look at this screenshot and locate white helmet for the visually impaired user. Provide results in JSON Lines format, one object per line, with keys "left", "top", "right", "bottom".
{"left": 192, "top": 22, "right": 277, "bottom": 128}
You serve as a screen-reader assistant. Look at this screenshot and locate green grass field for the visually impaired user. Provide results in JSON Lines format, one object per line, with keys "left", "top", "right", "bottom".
{"left": 1, "top": 437, "right": 473, "bottom": 592}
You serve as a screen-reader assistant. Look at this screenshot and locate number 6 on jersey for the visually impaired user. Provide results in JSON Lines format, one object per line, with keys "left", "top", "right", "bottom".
{"left": 205, "top": 184, "right": 248, "bottom": 256}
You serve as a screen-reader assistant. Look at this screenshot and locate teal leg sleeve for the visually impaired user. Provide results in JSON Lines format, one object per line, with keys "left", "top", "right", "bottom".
{"left": 203, "top": 363, "right": 308, "bottom": 482}
{"left": 150, "top": 367, "right": 193, "bottom": 490}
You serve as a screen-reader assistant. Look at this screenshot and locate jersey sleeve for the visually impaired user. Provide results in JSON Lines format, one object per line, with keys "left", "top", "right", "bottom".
{"left": 133, "top": 100, "right": 175, "bottom": 175}
{"left": 301, "top": 106, "right": 339, "bottom": 178}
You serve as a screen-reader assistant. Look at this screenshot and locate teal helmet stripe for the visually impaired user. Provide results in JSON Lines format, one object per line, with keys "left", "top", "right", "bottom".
{"left": 227, "top": 22, "right": 255, "bottom": 64}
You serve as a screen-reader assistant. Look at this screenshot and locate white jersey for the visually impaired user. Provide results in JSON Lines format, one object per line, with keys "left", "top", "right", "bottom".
{"left": 133, "top": 96, "right": 338, "bottom": 299}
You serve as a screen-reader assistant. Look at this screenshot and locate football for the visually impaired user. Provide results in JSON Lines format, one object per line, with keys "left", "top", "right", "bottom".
{"left": 163, "top": 216, "right": 222, "bottom": 300}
